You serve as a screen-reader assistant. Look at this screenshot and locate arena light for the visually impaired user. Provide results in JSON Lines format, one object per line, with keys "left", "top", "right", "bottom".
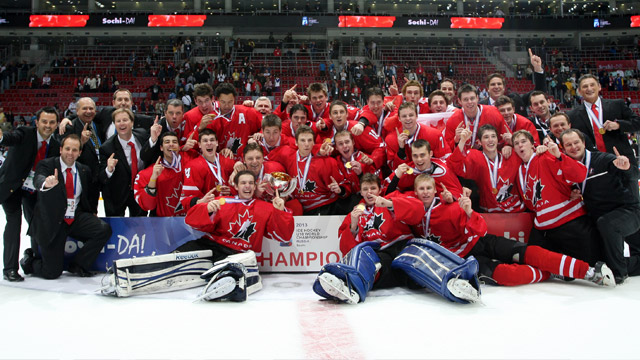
{"left": 147, "top": 15, "right": 206, "bottom": 27}
{"left": 338, "top": 15, "right": 396, "bottom": 27}
{"left": 29, "top": 15, "right": 89, "bottom": 27}
{"left": 450, "top": 17, "right": 504, "bottom": 29}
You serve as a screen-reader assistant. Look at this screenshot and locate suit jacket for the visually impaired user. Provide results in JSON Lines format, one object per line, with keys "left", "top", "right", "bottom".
{"left": 98, "top": 129, "right": 150, "bottom": 213}
{"left": 30, "top": 157, "right": 92, "bottom": 245}
{"left": 69, "top": 107, "right": 155, "bottom": 136}
{"left": 567, "top": 98, "right": 640, "bottom": 166}
{"left": 479, "top": 71, "right": 547, "bottom": 117}
{"left": 0, "top": 126, "right": 60, "bottom": 203}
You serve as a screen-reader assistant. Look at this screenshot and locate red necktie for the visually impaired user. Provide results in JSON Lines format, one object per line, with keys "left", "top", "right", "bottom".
{"left": 128, "top": 141, "right": 138, "bottom": 188}
{"left": 65, "top": 168, "right": 74, "bottom": 225}
{"left": 33, "top": 141, "right": 47, "bottom": 170}
{"left": 591, "top": 104, "right": 606, "bottom": 152}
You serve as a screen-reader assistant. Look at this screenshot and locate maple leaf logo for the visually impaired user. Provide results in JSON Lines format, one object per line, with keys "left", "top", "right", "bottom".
{"left": 225, "top": 132, "right": 242, "bottom": 154}
{"left": 303, "top": 180, "right": 317, "bottom": 193}
{"left": 229, "top": 210, "right": 257, "bottom": 243}
{"left": 165, "top": 182, "right": 184, "bottom": 214}
{"left": 425, "top": 233, "right": 441, "bottom": 244}
{"left": 533, "top": 180, "right": 544, "bottom": 206}
{"left": 363, "top": 213, "right": 385, "bottom": 232}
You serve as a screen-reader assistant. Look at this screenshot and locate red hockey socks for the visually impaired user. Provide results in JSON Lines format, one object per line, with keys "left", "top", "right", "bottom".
{"left": 523, "top": 245, "right": 589, "bottom": 279}
{"left": 492, "top": 263, "right": 550, "bottom": 286}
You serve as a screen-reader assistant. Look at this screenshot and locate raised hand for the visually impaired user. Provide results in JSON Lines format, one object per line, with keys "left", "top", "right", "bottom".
{"left": 529, "top": 48, "right": 543, "bottom": 73}
{"left": 458, "top": 195, "right": 473, "bottom": 216}
{"left": 199, "top": 114, "right": 214, "bottom": 131}
{"left": 440, "top": 184, "right": 454, "bottom": 204}
{"left": 388, "top": 76, "right": 399, "bottom": 96}
{"left": 44, "top": 168, "right": 59, "bottom": 189}
{"left": 107, "top": 153, "right": 118, "bottom": 172}
{"left": 396, "top": 128, "right": 409, "bottom": 149}
{"left": 80, "top": 121, "right": 91, "bottom": 145}
{"left": 283, "top": 84, "right": 298, "bottom": 103}
{"left": 151, "top": 156, "right": 164, "bottom": 180}
{"left": 182, "top": 132, "right": 197, "bottom": 152}
{"left": 328, "top": 176, "right": 341, "bottom": 194}
{"left": 613, "top": 146, "right": 630, "bottom": 170}
{"left": 58, "top": 118, "right": 73, "bottom": 135}
{"left": 150, "top": 115, "right": 162, "bottom": 143}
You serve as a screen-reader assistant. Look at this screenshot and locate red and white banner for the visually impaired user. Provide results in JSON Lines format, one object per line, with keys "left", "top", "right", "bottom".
{"left": 450, "top": 17, "right": 504, "bottom": 29}
{"left": 596, "top": 60, "right": 639, "bottom": 71}
{"left": 148, "top": 15, "right": 206, "bottom": 27}
{"left": 29, "top": 15, "right": 89, "bottom": 27}
{"left": 338, "top": 16, "right": 396, "bottom": 28}
{"left": 417, "top": 111, "right": 454, "bottom": 133}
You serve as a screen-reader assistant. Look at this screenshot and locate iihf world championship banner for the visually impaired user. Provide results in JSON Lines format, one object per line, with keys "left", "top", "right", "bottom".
{"left": 65, "top": 213, "right": 534, "bottom": 272}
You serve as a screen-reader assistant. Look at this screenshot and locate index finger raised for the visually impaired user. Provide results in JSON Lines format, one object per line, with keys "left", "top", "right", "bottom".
{"left": 528, "top": 48, "right": 533, "bottom": 57}
{"left": 613, "top": 146, "right": 621, "bottom": 157}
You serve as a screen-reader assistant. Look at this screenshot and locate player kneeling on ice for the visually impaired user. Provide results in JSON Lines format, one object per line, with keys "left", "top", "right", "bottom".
{"left": 101, "top": 170, "right": 294, "bottom": 301}
{"left": 409, "top": 174, "right": 615, "bottom": 287}
{"left": 312, "top": 173, "right": 481, "bottom": 304}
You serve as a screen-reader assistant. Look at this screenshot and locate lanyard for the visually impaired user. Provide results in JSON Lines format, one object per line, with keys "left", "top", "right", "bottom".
{"left": 296, "top": 151, "right": 312, "bottom": 190}
{"left": 483, "top": 152, "right": 501, "bottom": 191}
{"left": 215, "top": 107, "right": 236, "bottom": 122}
{"left": 585, "top": 101, "right": 603, "bottom": 130}
{"left": 580, "top": 150, "right": 592, "bottom": 193}
{"left": 463, "top": 106, "right": 482, "bottom": 146}
{"left": 534, "top": 116, "right": 549, "bottom": 138}
{"left": 262, "top": 136, "right": 280, "bottom": 152}
{"left": 311, "top": 105, "right": 326, "bottom": 122}
{"left": 421, "top": 198, "right": 439, "bottom": 236}
{"left": 162, "top": 151, "right": 182, "bottom": 172}
{"left": 518, "top": 154, "right": 536, "bottom": 198}
{"left": 406, "top": 123, "right": 421, "bottom": 147}
{"left": 206, "top": 154, "right": 223, "bottom": 185}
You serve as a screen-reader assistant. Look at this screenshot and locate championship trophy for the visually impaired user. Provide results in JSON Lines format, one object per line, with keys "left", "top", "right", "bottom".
{"left": 264, "top": 172, "right": 298, "bottom": 197}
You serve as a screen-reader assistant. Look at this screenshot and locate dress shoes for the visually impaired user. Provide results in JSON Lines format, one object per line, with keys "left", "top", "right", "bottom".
{"left": 68, "top": 263, "right": 93, "bottom": 277}
{"left": 3, "top": 269, "right": 24, "bottom": 282}
{"left": 19, "top": 248, "right": 35, "bottom": 275}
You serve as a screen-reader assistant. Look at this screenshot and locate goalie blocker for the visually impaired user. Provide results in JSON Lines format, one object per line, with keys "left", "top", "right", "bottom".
{"left": 101, "top": 250, "right": 262, "bottom": 301}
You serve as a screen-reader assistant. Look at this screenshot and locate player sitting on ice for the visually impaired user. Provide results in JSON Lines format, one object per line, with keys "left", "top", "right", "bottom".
{"left": 101, "top": 170, "right": 294, "bottom": 302}
{"left": 410, "top": 174, "right": 615, "bottom": 287}
{"left": 312, "top": 173, "right": 482, "bottom": 304}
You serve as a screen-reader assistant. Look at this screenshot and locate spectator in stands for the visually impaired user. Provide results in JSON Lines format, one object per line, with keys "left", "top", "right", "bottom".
{"left": 147, "top": 82, "right": 162, "bottom": 101}
{"left": 41, "top": 72, "right": 51, "bottom": 89}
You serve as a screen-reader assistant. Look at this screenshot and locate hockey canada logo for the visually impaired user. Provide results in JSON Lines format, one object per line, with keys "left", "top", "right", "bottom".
{"left": 229, "top": 210, "right": 257, "bottom": 242}
{"left": 363, "top": 213, "right": 385, "bottom": 232}
{"left": 425, "top": 233, "right": 441, "bottom": 244}
{"left": 303, "top": 180, "right": 317, "bottom": 193}
{"left": 532, "top": 180, "right": 544, "bottom": 206}
{"left": 226, "top": 133, "right": 243, "bottom": 154}
{"left": 496, "top": 181, "right": 514, "bottom": 203}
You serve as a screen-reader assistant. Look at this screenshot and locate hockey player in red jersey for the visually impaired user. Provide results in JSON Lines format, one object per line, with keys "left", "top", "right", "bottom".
{"left": 385, "top": 102, "right": 451, "bottom": 170}
{"left": 183, "top": 170, "right": 294, "bottom": 256}
{"left": 411, "top": 174, "right": 614, "bottom": 286}
{"left": 134, "top": 131, "right": 197, "bottom": 216}
{"left": 382, "top": 80, "right": 432, "bottom": 138}
{"left": 280, "top": 104, "right": 311, "bottom": 141}
{"left": 383, "top": 139, "right": 463, "bottom": 198}
{"left": 316, "top": 100, "right": 386, "bottom": 168}
{"left": 352, "top": 87, "right": 395, "bottom": 138}
{"left": 180, "top": 129, "right": 236, "bottom": 212}
{"left": 313, "top": 174, "right": 482, "bottom": 304}
{"left": 445, "top": 84, "right": 508, "bottom": 152}
{"left": 334, "top": 130, "right": 379, "bottom": 194}
{"left": 447, "top": 124, "right": 525, "bottom": 213}
{"left": 273, "top": 125, "right": 350, "bottom": 215}
{"left": 495, "top": 95, "right": 540, "bottom": 146}
{"left": 183, "top": 83, "right": 218, "bottom": 140}
{"left": 512, "top": 130, "right": 603, "bottom": 264}
{"left": 240, "top": 114, "right": 295, "bottom": 159}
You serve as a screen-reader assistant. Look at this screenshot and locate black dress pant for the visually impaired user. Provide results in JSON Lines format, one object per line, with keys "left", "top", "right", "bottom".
{"left": 32, "top": 212, "right": 111, "bottom": 279}
{"left": 2, "top": 189, "right": 36, "bottom": 272}
{"left": 528, "top": 215, "right": 603, "bottom": 265}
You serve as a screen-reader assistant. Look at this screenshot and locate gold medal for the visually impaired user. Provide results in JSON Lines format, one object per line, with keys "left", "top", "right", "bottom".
{"left": 216, "top": 185, "right": 222, "bottom": 192}
{"left": 219, "top": 198, "right": 226, "bottom": 205}
{"left": 345, "top": 162, "right": 352, "bottom": 169}
{"left": 356, "top": 204, "right": 365, "bottom": 211}
{"left": 406, "top": 168, "right": 414, "bottom": 175}
{"left": 492, "top": 188, "right": 498, "bottom": 195}
{"left": 598, "top": 128, "right": 606, "bottom": 135}
{"left": 402, "top": 130, "right": 410, "bottom": 135}
{"left": 323, "top": 138, "right": 331, "bottom": 144}
{"left": 298, "top": 189, "right": 304, "bottom": 195}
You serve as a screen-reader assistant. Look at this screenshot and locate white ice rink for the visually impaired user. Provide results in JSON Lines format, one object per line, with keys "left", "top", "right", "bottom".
{"left": 1, "top": 206, "right": 639, "bottom": 360}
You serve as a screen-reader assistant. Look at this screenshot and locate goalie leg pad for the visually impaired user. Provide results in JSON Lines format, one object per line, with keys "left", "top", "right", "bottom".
{"left": 313, "top": 241, "right": 381, "bottom": 303}
{"left": 391, "top": 239, "right": 481, "bottom": 304}
{"left": 201, "top": 250, "right": 261, "bottom": 296}
{"left": 100, "top": 250, "right": 214, "bottom": 297}
{"left": 196, "top": 263, "right": 247, "bottom": 302}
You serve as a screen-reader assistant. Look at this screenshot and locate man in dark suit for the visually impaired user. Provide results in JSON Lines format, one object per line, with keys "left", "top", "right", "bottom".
{"left": 59, "top": 89, "right": 154, "bottom": 138}
{"left": 62, "top": 97, "right": 103, "bottom": 213}
{"left": 20, "top": 134, "right": 111, "bottom": 279}
{"left": 567, "top": 74, "right": 640, "bottom": 202}
{"left": 98, "top": 108, "right": 150, "bottom": 216}
{"left": 479, "top": 49, "right": 547, "bottom": 117}
{"left": 0, "top": 107, "right": 59, "bottom": 281}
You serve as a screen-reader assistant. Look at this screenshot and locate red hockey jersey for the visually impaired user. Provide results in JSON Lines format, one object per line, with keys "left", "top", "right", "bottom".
{"left": 384, "top": 123, "right": 451, "bottom": 170}
{"left": 448, "top": 148, "right": 525, "bottom": 213}
{"left": 338, "top": 192, "right": 424, "bottom": 255}
{"left": 382, "top": 158, "right": 463, "bottom": 198}
{"left": 316, "top": 120, "right": 387, "bottom": 168}
{"left": 185, "top": 197, "right": 294, "bottom": 254}
{"left": 518, "top": 152, "right": 588, "bottom": 230}
{"left": 180, "top": 154, "right": 237, "bottom": 211}
{"left": 444, "top": 105, "right": 507, "bottom": 152}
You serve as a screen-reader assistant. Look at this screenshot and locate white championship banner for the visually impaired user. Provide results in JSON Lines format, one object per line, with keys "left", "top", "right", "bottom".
{"left": 259, "top": 215, "right": 345, "bottom": 272}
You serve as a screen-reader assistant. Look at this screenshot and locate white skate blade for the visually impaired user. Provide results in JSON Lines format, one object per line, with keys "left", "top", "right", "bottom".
{"left": 447, "top": 278, "right": 480, "bottom": 303}
{"left": 195, "top": 277, "right": 237, "bottom": 302}
{"left": 318, "top": 273, "right": 360, "bottom": 304}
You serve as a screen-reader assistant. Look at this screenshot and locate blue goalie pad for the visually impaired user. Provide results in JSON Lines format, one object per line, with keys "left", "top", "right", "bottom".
{"left": 313, "top": 241, "right": 381, "bottom": 303}
{"left": 391, "top": 238, "right": 481, "bottom": 304}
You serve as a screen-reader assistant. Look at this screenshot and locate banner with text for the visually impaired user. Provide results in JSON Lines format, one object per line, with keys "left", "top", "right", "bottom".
{"left": 64, "top": 213, "right": 534, "bottom": 273}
